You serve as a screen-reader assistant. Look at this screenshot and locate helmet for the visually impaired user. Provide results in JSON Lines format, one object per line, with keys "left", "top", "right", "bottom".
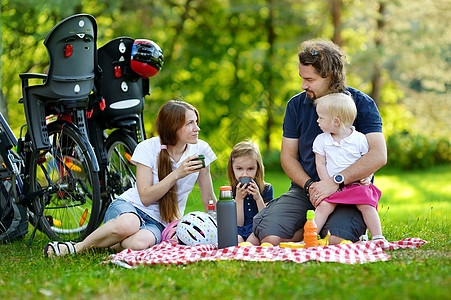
{"left": 131, "top": 39, "right": 164, "bottom": 78}
{"left": 161, "top": 219, "right": 179, "bottom": 244}
{"left": 176, "top": 211, "right": 217, "bottom": 246}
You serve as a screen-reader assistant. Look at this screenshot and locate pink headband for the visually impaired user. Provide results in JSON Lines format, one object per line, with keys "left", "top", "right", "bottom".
{"left": 160, "top": 145, "right": 168, "bottom": 150}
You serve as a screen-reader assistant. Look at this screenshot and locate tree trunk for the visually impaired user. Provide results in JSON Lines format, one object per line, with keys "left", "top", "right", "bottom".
{"left": 331, "top": 0, "right": 343, "bottom": 47}
{"left": 0, "top": 12, "right": 8, "bottom": 122}
{"left": 265, "top": 0, "right": 275, "bottom": 153}
{"left": 370, "top": 1, "right": 386, "bottom": 106}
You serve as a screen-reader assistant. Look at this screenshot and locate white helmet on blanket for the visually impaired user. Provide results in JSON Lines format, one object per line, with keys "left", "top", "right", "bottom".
{"left": 176, "top": 211, "right": 217, "bottom": 246}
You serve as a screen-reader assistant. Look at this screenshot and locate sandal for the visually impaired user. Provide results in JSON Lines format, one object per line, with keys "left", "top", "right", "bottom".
{"left": 44, "top": 241, "right": 77, "bottom": 257}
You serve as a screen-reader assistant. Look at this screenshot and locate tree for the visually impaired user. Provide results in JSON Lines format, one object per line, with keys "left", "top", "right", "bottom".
{"left": 0, "top": 11, "right": 7, "bottom": 122}
{"left": 331, "top": 0, "right": 343, "bottom": 47}
{"left": 369, "top": 0, "right": 386, "bottom": 106}
{"left": 2, "top": 0, "right": 449, "bottom": 168}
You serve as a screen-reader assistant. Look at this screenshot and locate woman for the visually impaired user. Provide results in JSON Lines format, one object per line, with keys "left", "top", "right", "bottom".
{"left": 44, "top": 100, "right": 217, "bottom": 256}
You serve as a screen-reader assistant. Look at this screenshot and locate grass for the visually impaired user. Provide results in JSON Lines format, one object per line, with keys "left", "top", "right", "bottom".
{"left": 1, "top": 165, "right": 450, "bottom": 299}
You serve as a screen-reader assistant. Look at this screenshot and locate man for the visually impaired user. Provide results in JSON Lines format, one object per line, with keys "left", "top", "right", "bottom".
{"left": 252, "top": 39, "right": 387, "bottom": 245}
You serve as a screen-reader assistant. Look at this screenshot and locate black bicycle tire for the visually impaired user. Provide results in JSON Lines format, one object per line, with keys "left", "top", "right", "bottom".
{"left": 27, "top": 122, "right": 101, "bottom": 242}
{"left": 101, "top": 129, "right": 137, "bottom": 217}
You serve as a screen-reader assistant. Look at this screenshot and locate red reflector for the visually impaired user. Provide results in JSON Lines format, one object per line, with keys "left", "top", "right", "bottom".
{"left": 114, "top": 65, "right": 122, "bottom": 78}
{"left": 100, "top": 98, "right": 106, "bottom": 111}
{"left": 65, "top": 44, "right": 73, "bottom": 57}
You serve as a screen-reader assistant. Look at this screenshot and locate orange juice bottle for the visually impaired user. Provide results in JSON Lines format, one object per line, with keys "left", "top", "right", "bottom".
{"left": 304, "top": 210, "right": 318, "bottom": 248}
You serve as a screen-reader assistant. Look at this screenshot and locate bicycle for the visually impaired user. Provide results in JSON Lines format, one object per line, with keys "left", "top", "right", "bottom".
{"left": 87, "top": 37, "right": 164, "bottom": 219}
{"left": 0, "top": 14, "right": 102, "bottom": 243}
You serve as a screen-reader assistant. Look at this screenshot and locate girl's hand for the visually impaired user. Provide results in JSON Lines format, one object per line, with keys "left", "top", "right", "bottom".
{"left": 174, "top": 155, "right": 203, "bottom": 179}
{"left": 247, "top": 181, "right": 263, "bottom": 204}
{"left": 235, "top": 182, "right": 248, "bottom": 203}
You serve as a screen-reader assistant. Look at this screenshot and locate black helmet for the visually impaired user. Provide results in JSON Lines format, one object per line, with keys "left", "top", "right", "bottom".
{"left": 131, "top": 39, "right": 164, "bottom": 78}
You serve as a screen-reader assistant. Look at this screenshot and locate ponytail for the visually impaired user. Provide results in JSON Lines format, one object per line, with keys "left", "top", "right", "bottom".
{"left": 158, "top": 147, "right": 180, "bottom": 223}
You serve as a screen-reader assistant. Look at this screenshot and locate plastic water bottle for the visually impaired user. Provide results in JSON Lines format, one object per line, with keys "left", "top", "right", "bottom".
{"left": 216, "top": 186, "right": 238, "bottom": 249}
{"left": 207, "top": 200, "right": 216, "bottom": 220}
{"left": 304, "top": 210, "right": 318, "bottom": 248}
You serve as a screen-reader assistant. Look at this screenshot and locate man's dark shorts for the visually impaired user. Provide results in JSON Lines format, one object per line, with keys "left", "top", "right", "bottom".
{"left": 253, "top": 186, "right": 366, "bottom": 242}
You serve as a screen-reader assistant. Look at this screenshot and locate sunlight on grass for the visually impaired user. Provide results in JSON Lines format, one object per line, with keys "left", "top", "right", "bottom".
{"left": 376, "top": 168, "right": 450, "bottom": 224}
{"left": 187, "top": 166, "right": 451, "bottom": 221}
{"left": 1, "top": 166, "right": 450, "bottom": 300}
{"left": 186, "top": 165, "right": 451, "bottom": 249}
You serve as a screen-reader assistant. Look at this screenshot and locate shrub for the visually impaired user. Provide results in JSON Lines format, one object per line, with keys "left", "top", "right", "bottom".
{"left": 261, "top": 149, "right": 284, "bottom": 173}
{"left": 386, "top": 131, "right": 451, "bottom": 169}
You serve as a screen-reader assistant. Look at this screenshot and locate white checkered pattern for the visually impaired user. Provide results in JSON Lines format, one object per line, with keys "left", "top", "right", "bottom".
{"left": 104, "top": 238, "right": 428, "bottom": 268}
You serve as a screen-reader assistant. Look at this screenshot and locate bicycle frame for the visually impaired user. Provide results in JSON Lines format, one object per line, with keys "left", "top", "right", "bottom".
{"left": 87, "top": 119, "right": 138, "bottom": 221}
{"left": 0, "top": 112, "right": 28, "bottom": 202}
{"left": 0, "top": 112, "right": 44, "bottom": 244}
{"left": 1, "top": 109, "right": 102, "bottom": 244}
{"left": 86, "top": 37, "right": 151, "bottom": 219}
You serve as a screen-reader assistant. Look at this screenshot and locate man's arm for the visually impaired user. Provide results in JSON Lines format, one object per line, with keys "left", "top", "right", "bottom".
{"left": 281, "top": 137, "right": 310, "bottom": 189}
{"left": 309, "top": 132, "right": 387, "bottom": 206}
{"left": 343, "top": 132, "right": 387, "bottom": 182}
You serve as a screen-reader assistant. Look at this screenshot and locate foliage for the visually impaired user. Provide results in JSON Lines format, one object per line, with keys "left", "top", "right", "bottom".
{"left": 1, "top": 0, "right": 450, "bottom": 165}
{"left": 386, "top": 131, "right": 451, "bottom": 170}
{"left": 1, "top": 166, "right": 450, "bottom": 299}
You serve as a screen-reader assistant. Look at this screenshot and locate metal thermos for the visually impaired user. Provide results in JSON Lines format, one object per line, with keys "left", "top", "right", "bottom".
{"left": 217, "top": 186, "right": 238, "bottom": 249}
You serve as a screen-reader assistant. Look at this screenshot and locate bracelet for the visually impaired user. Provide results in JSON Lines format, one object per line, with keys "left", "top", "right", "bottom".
{"left": 304, "top": 178, "right": 315, "bottom": 196}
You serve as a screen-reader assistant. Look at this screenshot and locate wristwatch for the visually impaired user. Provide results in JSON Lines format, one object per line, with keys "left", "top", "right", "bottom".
{"left": 333, "top": 173, "right": 345, "bottom": 190}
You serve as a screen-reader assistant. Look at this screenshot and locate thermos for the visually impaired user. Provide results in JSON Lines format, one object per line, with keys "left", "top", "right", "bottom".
{"left": 216, "top": 186, "right": 238, "bottom": 249}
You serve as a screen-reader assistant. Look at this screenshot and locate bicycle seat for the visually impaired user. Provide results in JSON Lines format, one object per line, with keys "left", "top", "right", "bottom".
{"left": 89, "top": 37, "right": 148, "bottom": 130}
{"left": 20, "top": 14, "right": 97, "bottom": 151}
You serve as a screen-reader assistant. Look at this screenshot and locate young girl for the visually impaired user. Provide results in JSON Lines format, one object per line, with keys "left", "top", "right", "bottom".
{"left": 227, "top": 140, "right": 273, "bottom": 244}
{"left": 44, "top": 100, "right": 217, "bottom": 256}
{"left": 312, "top": 93, "right": 385, "bottom": 241}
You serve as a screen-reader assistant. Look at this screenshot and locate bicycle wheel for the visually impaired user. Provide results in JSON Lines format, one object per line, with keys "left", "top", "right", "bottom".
{"left": 27, "top": 122, "right": 101, "bottom": 242}
{"left": 104, "top": 129, "right": 137, "bottom": 204}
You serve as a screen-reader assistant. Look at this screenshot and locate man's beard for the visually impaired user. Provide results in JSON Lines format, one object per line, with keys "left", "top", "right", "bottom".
{"left": 305, "top": 89, "right": 317, "bottom": 101}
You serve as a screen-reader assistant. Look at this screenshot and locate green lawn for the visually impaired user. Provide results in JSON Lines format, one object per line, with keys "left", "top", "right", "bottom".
{"left": 1, "top": 165, "right": 450, "bottom": 299}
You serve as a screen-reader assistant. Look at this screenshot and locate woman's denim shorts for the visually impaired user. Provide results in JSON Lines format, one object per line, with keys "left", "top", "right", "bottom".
{"left": 104, "top": 199, "right": 165, "bottom": 244}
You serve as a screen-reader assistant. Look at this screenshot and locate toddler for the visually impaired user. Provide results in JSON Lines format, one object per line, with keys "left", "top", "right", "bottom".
{"left": 313, "top": 93, "right": 385, "bottom": 241}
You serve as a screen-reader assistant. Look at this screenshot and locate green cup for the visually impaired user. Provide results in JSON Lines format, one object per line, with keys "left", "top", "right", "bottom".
{"left": 192, "top": 154, "right": 205, "bottom": 168}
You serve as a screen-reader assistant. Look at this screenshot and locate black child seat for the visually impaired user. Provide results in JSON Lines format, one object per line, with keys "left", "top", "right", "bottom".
{"left": 89, "top": 37, "right": 152, "bottom": 142}
{"left": 19, "top": 14, "right": 97, "bottom": 151}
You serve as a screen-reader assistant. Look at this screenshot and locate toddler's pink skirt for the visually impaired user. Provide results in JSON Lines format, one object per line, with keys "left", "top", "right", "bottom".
{"left": 324, "top": 183, "right": 381, "bottom": 209}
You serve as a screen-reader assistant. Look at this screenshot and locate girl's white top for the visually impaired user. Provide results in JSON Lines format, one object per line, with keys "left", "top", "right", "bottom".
{"left": 312, "top": 126, "right": 369, "bottom": 177}
{"left": 119, "top": 136, "right": 216, "bottom": 226}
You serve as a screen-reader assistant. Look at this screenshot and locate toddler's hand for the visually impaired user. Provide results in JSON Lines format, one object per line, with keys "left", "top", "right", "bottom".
{"left": 359, "top": 174, "right": 373, "bottom": 186}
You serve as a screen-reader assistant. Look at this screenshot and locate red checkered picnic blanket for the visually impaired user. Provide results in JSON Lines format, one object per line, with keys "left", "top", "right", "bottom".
{"left": 104, "top": 238, "right": 428, "bottom": 268}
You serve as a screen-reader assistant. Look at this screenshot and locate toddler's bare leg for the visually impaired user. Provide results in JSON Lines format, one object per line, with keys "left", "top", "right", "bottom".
{"left": 356, "top": 204, "right": 382, "bottom": 237}
{"left": 315, "top": 201, "right": 337, "bottom": 234}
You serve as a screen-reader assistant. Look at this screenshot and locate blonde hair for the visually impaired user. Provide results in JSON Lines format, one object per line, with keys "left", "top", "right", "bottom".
{"left": 315, "top": 93, "right": 357, "bottom": 131}
{"left": 227, "top": 140, "right": 266, "bottom": 195}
